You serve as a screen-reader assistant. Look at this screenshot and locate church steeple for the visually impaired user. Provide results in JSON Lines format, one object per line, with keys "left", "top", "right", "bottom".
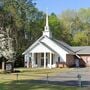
{"left": 43, "top": 11, "right": 52, "bottom": 38}
{"left": 44, "top": 12, "right": 49, "bottom": 31}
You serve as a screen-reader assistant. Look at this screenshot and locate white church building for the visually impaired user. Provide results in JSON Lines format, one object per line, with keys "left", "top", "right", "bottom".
{"left": 22, "top": 13, "right": 90, "bottom": 69}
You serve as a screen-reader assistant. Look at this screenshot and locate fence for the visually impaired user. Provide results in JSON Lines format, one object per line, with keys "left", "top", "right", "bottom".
{"left": 0, "top": 73, "right": 85, "bottom": 87}
{"left": 1, "top": 67, "right": 90, "bottom": 87}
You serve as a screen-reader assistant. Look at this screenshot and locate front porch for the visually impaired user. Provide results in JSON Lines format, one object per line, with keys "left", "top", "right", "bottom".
{"left": 25, "top": 52, "right": 56, "bottom": 69}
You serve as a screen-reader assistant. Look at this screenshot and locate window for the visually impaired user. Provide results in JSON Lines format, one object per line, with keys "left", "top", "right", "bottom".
{"left": 36, "top": 53, "right": 37, "bottom": 64}
{"left": 58, "top": 57, "right": 60, "bottom": 63}
{"left": 52, "top": 54, "right": 53, "bottom": 64}
{"left": 41, "top": 53, "right": 44, "bottom": 57}
{"left": 46, "top": 53, "right": 48, "bottom": 57}
{"left": 29, "top": 57, "right": 31, "bottom": 63}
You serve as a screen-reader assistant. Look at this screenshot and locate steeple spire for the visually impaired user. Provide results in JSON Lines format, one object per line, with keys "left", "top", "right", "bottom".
{"left": 43, "top": 9, "right": 52, "bottom": 38}
{"left": 44, "top": 10, "right": 49, "bottom": 31}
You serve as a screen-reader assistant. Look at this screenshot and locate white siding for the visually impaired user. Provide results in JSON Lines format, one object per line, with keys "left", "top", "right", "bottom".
{"left": 41, "top": 37, "right": 68, "bottom": 62}
{"left": 30, "top": 43, "right": 54, "bottom": 53}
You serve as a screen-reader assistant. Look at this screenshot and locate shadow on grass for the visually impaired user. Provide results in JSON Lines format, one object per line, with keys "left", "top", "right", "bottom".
{"left": 17, "top": 79, "right": 90, "bottom": 87}
{"left": 0, "top": 79, "right": 90, "bottom": 90}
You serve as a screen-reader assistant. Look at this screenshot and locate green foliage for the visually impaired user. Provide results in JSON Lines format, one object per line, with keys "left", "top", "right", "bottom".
{"left": 0, "top": 0, "right": 45, "bottom": 64}
{"left": 49, "top": 13, "right": 62, "bottom": 39}
{"left": 59, "top": 9, "right": 90, "bottom": 46}
{"left": 72, "top": 32, "right": 87, "bottom": 46}
{"left": 1, "top": 0, "right": 45, "bottom": 54}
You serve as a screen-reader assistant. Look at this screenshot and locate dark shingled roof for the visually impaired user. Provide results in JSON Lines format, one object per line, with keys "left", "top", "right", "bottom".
{"left": 50, "top": 37, "right": 90, "bottom": 55}
{"left": 50, "top": 38, "right": 75, "bottom": 54}
{"left": 71, "top": 46, "right": 90, "bottom": 54}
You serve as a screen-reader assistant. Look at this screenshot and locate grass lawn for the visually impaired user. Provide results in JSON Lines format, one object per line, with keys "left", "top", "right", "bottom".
{"left": 0, "top": 80, "right": 83, "bottom": 90}
{"left": 0, "top": 68, "right": 71, "bottom": 83}
{"left": 0, "top": 68, "right": 89, "bottom": 90}
{"left": 15, "top": 67, "right": 70, "bottom": 74}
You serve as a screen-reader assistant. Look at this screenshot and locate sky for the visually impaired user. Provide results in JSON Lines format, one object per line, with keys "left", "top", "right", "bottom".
{"left": 35, "top": 0, "right": 90, "bottom": 14}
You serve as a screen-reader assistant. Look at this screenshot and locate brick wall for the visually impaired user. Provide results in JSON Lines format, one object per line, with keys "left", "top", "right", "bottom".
{"left": 79, "top": 55, "right": 90, "bottom": 67}
{"left": 66, "top": 54, "right": 75, "bottom": 67}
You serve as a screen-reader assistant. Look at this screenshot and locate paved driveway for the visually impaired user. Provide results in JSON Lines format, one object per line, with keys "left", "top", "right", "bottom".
{"left": 47, "top": 67, "right": 90, "bottom": 86}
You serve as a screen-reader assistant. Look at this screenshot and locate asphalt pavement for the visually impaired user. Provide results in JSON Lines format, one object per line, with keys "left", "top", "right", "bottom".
{"left": 37, "top": 67, "right": 90, "bottom": 87}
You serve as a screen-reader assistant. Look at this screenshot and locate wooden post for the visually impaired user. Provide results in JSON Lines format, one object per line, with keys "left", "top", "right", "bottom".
{"left": 16, "top": 73, "right": 18, "bottom": 81}
{"left": 77, "top": 74, "right": 82, "bottom": 87}
{"left": 47, "top": 73, "right": 48, "bottom": 84}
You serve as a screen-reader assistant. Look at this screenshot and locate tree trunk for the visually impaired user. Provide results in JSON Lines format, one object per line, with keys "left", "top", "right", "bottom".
{"left": 2, "top": 61, "right": 6, "bottom": 72}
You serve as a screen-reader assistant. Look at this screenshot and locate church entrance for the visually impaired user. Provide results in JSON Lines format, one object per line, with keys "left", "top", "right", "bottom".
{"left": 41, "top": 58, "right": 48, "bottom": 67}
{"left": 40, "top": 53, "right": 48, "bottom": 67}
{"left": 41, "top": 58, "right": 44, "bottom": 66}
{"left": 41, "top": 53, "right": 44, "bottom": 66}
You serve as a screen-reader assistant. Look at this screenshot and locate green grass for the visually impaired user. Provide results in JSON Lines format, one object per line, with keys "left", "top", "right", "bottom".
{"left": 0, "top": 81, "right": 82, "bottom": 90}
{"left": 0, "top": 68, "right": 71, "bottom": 83}
{"left": 17, "top": 68, "right": 73, "bottom": 80}
{"left": 15, "top": 67, "right": 71, "bottom": 74}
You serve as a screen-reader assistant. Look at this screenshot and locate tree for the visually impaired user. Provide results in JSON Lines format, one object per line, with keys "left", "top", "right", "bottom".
{"left": 49, "top": 13, "right": 62, "bottom": 40}
{"left": 0, "top": 0, "right": 45, "bottom": 68}
{"left": 59, "top": 9, "right": 90, "bottom": 46}
{"left": 72, "top": 32, "right": 87, "bottom": 46}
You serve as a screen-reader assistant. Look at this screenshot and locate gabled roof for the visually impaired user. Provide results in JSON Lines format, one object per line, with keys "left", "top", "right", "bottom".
{"left": 50, "top": 38, "right": 74, "bottom": 54}
{"left": 71, "top": 46, "right": 90, "bottom": 54}
{"left": 40, "top": 41, "right": 59, "bottom": 54}
{"left": 23, "top": 34, "right": 90, "bottom": 56}
{"left": 22, "top": 35, "right": 45, "bottom": 55}
{"left": 30, "top": 41, "right": 56, "bottom": 53}
{"left": 23, "top": 35, "right": 75, "bottom": 55}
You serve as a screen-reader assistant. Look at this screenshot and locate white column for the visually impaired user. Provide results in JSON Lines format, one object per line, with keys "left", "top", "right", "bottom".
{"left": 38, "top": 53, "right": 40, "bottom": 67}
{"left": 50, "top": 52, "right": 52, "bottom": 69}
{"left": 32, "top": 53, "right": 34, "bottom": 68}
{"left": 24, "top": 55, "right": 27, "bottom": 67}
{"left": 27, "top": 56, "right": 30, "bottom": 68}
{"left": 44, "top": 53, "right": 46, "bottom": 68}
{"left": 25, "top": 55, "right": 29, "bottom": 68}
